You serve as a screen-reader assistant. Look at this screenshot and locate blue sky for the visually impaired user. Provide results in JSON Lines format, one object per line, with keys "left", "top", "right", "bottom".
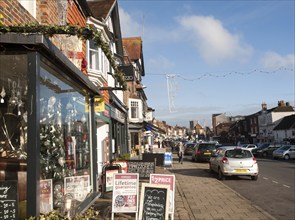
{"left": 118, "top": 0, "right": 295, "bottom": 127}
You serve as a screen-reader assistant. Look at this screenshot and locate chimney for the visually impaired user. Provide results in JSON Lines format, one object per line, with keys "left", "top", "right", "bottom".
{"left": 261, "top": 102, "right": 267, "bottom": 111}
{"left": 278, "top": 100, "right": 285, "bottom": 107}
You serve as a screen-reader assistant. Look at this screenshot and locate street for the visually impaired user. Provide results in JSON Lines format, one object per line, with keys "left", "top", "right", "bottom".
{"left": 181, "top": 155, "right": 295, "bottom": 220}
{"left": 221, "top": 158, "right": 295, "bottom": 220}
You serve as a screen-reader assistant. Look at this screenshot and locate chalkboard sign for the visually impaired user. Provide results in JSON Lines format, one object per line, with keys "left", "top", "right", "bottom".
{"left": 0, "top": 180, "right": 18, "bottom": 220}
{"left": 127, "top": 161, "right": 155, "bottom": 179}
{"left": 139, "top": 183, "right": 169, "bottom": 220}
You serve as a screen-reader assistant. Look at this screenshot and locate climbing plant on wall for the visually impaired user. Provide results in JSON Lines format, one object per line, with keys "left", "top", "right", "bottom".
{"left": 0, "top": 23, "right": 126, "bottom": 89}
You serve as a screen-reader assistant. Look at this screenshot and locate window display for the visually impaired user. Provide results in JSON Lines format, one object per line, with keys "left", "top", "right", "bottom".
{"left": 39, "top": 62, "right": 92, "bottom": 210}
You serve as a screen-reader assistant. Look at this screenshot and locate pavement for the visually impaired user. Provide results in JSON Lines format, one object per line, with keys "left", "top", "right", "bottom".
{"left": 91, "top": 153, "right": 276, "bottom": 220}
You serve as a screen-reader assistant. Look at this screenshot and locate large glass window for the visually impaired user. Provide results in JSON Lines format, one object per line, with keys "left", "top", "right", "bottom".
{"left": 0, "top": 54, "right": 28, "bottom": 159}
{"left": 39, "top": 62, "right": 91, "bottom": 213}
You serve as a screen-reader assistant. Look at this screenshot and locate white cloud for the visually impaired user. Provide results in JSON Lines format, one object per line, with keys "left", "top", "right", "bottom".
{"left": 148, "top": 55, "right": 175, "bottom": 71}
{"left": 260, "top": 51, "right": 295, "bottom": 70}
{"left": 119, "top": 8, "right": 143, "bottom": 37}
{"left": 178, "top": 15, "right": 253, "bottom": 65}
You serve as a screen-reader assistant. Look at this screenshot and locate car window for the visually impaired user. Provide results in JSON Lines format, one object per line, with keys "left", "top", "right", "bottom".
{"left": 279, "top": 145, "right": 291, "bottom": 150}
{"left": 198, "top": 144, "right": 216, "bottom": 150}
{"left": 225, "top": 149, "right": 252, "bottom": 158}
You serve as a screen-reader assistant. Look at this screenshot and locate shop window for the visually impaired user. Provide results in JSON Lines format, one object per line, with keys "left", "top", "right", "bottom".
{"left": 0, "top": 54, "right": 28, "bottom": 159}
{"left": 39, "top": 62, "right": 91, "bottom": 212}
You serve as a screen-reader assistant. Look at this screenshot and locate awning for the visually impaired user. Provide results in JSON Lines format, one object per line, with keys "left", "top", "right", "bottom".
{"left": 144, "top": 121, "right": 166, "bottom": 134}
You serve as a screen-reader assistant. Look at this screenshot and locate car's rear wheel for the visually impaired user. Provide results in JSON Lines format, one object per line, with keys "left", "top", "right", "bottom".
{"left": 284, "top": 154, "right": 290, "bottom": 160}
{"left": 218, "top": 168, "right": 225, "bottom": 180}
{"left": 209, "top": 163, "right": 214, "bottom": 173}
{"left": 251, "top": 175, "right": 258, "bottom": 181}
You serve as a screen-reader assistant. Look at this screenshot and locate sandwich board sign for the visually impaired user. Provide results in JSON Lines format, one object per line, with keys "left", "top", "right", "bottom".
{"left": 111, "top": 173, "right": 139, "bottom": 220}
{"left": 150, "top": 174, "right": 175, "bottom": 220}
{"left": 139, "top": 183, "right": 170, "bottom": 220}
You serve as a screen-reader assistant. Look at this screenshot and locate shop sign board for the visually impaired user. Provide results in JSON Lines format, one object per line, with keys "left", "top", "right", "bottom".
{"left": 94, "top": 96, "right": 105, "bottom": 112}
{"left": 150, "top": 174, "right": 175, "bottom": 215}
{"left": 112, "top": 160, "right": 128, "bottom": 173}
{"left": 138, "top": 183, "right": 170, "bottom": 220}
{"left": 105, "top": 168, "right": 120, "bottom": 192}
{"left": 40, "top": 179, "right": 53, "bottom": 214}
{"left": 0, "top": 180, "right": 18, "bottom": 220}
{"left": 164, "top": 152, "right": 173, "bottom": 167}
{"left": 111, "top": 173, "right": 139, "bottom": 216}
{"left": 64, "top": 175, "right": 90, "bottom": 202}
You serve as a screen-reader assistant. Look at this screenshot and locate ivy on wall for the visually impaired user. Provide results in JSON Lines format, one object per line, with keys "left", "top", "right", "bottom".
{"left": 0, "top": 23, "right": 126, "bottom": 89}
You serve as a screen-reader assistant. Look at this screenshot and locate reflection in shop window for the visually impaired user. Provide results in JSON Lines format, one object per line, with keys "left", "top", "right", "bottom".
{"left": 40, "top": 63, "right": 91, "bottom": 210}
{"left": 0, "top": 54, "right": 27, "bottom": 160}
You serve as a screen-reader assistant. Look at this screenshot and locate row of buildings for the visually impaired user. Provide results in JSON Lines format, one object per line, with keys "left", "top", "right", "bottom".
{"left": 211, "top": 100, "right": 295, "bottom": 145}
{"left": 0, "top": 0, "right": 172, "bottom": 218}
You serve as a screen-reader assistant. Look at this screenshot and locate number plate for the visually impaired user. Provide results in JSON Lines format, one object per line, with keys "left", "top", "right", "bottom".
{"left": 235, "top": 169, "right": 247, "bottom": 173}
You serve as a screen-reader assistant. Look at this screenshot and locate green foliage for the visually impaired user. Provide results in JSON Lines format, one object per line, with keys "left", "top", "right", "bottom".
{"left": 0, "top": 23, "right": 126, "bottom": 89}
{"left": 119, "top": 153, "right": 131, "bottom": 160}
{"left": 27, "top": 207, "right": 100, "bottom": 220}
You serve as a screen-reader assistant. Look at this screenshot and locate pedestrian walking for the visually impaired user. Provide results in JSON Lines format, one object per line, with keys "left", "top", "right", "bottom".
{"left": 178, "top": 142, "right": 184, "bottom": 164}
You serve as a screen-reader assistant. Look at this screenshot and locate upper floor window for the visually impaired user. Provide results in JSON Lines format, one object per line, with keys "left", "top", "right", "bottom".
{"left": 131, "top": 101, "right": 139, "bottom": 119}
{"left": 88, "top": 40, "right": 100, "bottom": 71}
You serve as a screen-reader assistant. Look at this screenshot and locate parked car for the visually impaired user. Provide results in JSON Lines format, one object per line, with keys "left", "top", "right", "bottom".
{"left": 209, "top": 146, "right": 259, "bottom": 180}
{"left": 240, "top": 144, "right": 258, "bottom": 151}
{"left": 191, "top": 142, "right": 218, "bottom": 162}
{"left": 252, "top": 143, "right": 270, "bottom": 157}
{"left": 184, "top": 143, "right": 197, "bottom": 155}
{"left": 272, "top": 145, "right": 295, "bottom": 160}
{"left": 256, "top": 144, "right": 282, "bottom": 158}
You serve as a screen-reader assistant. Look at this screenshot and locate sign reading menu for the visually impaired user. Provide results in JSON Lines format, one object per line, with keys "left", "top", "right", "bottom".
{"left": 139, "top": 183, "right": 169, "bottom": 220}
{"left": 127, "top": 161, "right": 155, "bottom": 179}
{"left": 0, "top": 180, "right": 18, "bottom": 220}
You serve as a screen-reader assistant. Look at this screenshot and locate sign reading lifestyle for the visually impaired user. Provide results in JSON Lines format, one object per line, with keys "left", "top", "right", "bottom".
{"left": 111, "top": 173, "right": 139, "bottom": 220}
{"left": 150, "top": 174, "right": 175, "bottom": 219}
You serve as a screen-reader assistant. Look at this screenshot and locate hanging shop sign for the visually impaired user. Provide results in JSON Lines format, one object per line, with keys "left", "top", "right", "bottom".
{"left": 94, "top": 96, "right": 105, "bottom": 112}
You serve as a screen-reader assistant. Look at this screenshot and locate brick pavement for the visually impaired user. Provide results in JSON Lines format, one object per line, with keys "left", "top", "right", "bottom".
{"left": 163, "top": 154, "right": 276, "bottom": 220}
{"left": 92, "top": 153, "right": 276, "bottom": 220}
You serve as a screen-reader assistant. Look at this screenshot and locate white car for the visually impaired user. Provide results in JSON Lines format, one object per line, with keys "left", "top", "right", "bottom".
{"left": 209, "top": 146, "right": 259, "bottom": 181}
{"left": 240, "top": 144, "right": 257, "bottom": 151}
{"left": 272, "top": 145, "right": 295, "bottom": 160}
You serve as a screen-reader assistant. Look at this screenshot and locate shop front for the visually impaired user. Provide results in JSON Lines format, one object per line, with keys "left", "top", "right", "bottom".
{"left": 0, "top": 33, "right": 100, "bottom": 219}
{"left": 109, "top": 92, "right": 128, "bottom": 160}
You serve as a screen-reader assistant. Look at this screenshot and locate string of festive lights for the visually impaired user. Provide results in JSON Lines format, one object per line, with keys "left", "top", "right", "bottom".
{"left": 147, "top": 66, "right": 294, "bottom": 81}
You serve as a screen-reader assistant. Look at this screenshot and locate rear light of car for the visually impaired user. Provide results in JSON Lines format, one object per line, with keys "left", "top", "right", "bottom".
{"left": 253, "top": 157, "right": 257, "bottom": 164}
{"left": 222, "top": 157, "right": 229, "bottom": 164}
{"left": 197, "top": 149, "right": 201, "bottom": 155}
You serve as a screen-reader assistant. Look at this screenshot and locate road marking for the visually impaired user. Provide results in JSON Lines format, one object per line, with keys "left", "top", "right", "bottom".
{"left": 283, "top": 184, "right": 291, "bottom": 188}
{"left": 263, "top": 177, "right": 269, "bottom": 180}
{"left": 272, "top": 180, "right": 279, "bottom": 184}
